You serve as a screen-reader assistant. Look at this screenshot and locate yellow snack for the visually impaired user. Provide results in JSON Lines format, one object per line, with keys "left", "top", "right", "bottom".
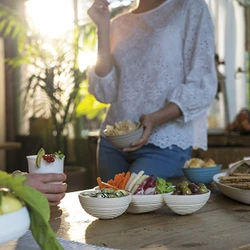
{"left": 184, "top": 158, "right": 204, "bottom": 168}
{"left": 105, "top": 120, "right": 139, "bottom": 136}
{"left": 203, "top": 158, "right": 216, "bottom": 168}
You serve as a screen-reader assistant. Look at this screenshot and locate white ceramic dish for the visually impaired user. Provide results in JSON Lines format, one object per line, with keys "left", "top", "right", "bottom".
{"left": 0, "top": 206, "right": 30, "bottom": 245}
{"left": 213, "top": 172, "right": 250, "bottom": 205}
{"left": 78, "top": 189, "right": 131, "bottom": 219}
{"left": 126, "top": 194, "right": 164, "bottom": 214}
{"left": 104, "top": 125, "right": 143, "bottom": 149}
{"left": 163, "top": 191, "right": 211, "bottom": 215}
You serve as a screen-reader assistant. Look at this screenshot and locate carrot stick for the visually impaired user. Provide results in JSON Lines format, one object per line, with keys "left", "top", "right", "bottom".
{"left": 107, "top": 179, "right": 114, "bottom": 185}
{"left": 101, "top": 181, "right": 119, "bottom": 190}
{"left": 96, "top": 177, "right": 103, "bottom": 189}
{"left": 115, "top": 173, "right": 125, "bottom": 188}
{"left": 113, "top": 174, "right": 120, "bottom": 186}
{"left": 121, "top": 171, "right": 131, "bottom": 190}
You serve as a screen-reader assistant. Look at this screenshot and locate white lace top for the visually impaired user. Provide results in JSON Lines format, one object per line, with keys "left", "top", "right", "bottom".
{"left": 88, "top": 0, "right": 217, "bottom": 150}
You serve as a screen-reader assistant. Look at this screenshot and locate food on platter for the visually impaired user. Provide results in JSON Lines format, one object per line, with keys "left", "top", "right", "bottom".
{"left": 218, "top": 159, "right": 250, "bottom": 190}
{"left": 184, "top": 157, "right": 217, "bottom": 168}
{"left": 96, "top": 170, "right": 175, "bottom": 195}
{"left": 104, "top": 120, "right": 139, "bottom": 136}
{"left": 172, "top": 181, "right": 209, "bottom": 195}
{"left": 0, "top": 171, "right": 63, "bottom": 249}
{"left": 81, "top": 188, "right": 129, "bottom": 198}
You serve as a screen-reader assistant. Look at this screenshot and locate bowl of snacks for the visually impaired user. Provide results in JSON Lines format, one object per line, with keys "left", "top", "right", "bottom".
{"left": 96, "top": 170, "right": 174, "bottom": 214}
{"left": 125, "top": 172, "right": 172, "bottom": 214}
{"left": 182, "top": 158, "right": 222, "bottom": 185}
{"left": 103, "top": 120, "right": 143, "bottom": 149}
{"left": 78, "top": 188, "right": 131, "bottom": 219}
{"left": 0, "top": 188, "right": 30, "bottom": 245}
{"left": 163, "top": 181, "right": 211, "bottom": 215}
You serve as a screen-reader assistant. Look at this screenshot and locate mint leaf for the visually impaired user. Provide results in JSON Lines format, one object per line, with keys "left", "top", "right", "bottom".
{"left": 0, "top": 171, "right": 63, "bottom": 249}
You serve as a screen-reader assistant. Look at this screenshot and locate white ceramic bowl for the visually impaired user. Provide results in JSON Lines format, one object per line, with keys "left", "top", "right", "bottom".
{"left": 126, "top": 194, "right": 164, "bottom": 214}
{"left": 163, "top": 191, "right": 211, "bottom": 215}
{"left": 213, "top": 173, "right": 250, "bottom": 205}
{"left": 0, "top": 206, "right": 30, "bottom": 245}
{"left": 78, "top": 189, "right": 132, "bottom": 219}
{"left": 104, "top": 125, "right": 143, "bottom": 149}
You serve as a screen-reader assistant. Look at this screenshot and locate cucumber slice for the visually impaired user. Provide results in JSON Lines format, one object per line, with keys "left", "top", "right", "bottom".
{"left": 36, "top": 148, "right": 45, "bottom": 168}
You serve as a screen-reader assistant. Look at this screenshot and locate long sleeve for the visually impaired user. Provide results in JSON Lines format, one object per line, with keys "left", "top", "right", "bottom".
{"left": 88, "top": 65, "right": 118, "bottom": 104}
{"left": 168, "top": 0, "right": 217, "bottom": 123}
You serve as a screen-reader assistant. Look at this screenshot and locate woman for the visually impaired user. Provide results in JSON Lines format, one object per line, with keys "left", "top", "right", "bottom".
{"left": 87, "top": 0, "right": 217, "bottom": 181}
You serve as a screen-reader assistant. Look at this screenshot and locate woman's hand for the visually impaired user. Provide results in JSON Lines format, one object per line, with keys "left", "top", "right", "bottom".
{"left": 87, "top": 0, "right": 111, "bottom": 29}
{"left": 123, "top": 103, "right": 183, "bottom": 152}
{"left": 123, "top": 114, "right": 154, "bottom": 152}
{"left": 13, "top": 171, "right": 68, "bottom": 206}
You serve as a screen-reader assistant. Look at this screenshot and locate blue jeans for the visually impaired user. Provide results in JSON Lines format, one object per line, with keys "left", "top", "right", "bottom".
{"left": 97, "top": 137, "right": 192, "bottom": 182}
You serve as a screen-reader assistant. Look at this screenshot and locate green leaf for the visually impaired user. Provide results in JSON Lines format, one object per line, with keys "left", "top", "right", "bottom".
{"left": 0, "top": 171, "right": 63, "bottom": 250}
{"left": 156, "top": 177, "right": 175, "bottom": 194}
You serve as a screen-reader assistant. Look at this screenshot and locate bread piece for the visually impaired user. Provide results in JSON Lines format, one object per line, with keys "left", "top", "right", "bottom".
{"left": 219, "top": 176, "right": 250, "bottom": 183}
{"left": 228, "top": 160, "right": 250, "bottom": 175}
{"left": 184, "top": 158, "right": 204, "bottom": 168}
{"left": 230, "top": 173, "right": 250, "bottom": 176}
{"left": 224, "top": 182, "right": 250, "bottom": 190}
{"left": 203, "top": 158, "right": 216, "bottom": 168}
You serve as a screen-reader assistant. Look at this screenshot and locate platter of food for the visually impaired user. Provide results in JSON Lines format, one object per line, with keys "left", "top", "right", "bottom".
{"left": 213, "top": 159, "right": 250, "bottom": 205}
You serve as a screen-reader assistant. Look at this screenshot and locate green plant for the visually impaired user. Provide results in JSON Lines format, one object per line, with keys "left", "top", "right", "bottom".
{"left": 0, "top": 1, "right": 107, "bottom": 151}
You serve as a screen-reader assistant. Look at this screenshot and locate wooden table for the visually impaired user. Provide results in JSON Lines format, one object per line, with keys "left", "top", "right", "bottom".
{"left": 47, "top": 180, "right": 250, "bottom": 250}
{"left": 1, "top": 178, "right": 250, "bottom": 250}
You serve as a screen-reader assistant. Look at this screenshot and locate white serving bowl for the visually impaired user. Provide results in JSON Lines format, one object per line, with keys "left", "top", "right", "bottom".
{"left": 163, "top": 191, "right": 211, "bottom": 215}
{"left": 213, "top": 173, "right": 250, "bottom": 205}
{"left": 104, "top": 125, "right": 143, "bottom": 149}
{"left": 78, "top": 189, "right": 132, "bottom": 219}
{"left": 126, "top": 194, "right": 164, "bottom": 214}
{"left": 0, "top": 206, "right": 30, "bottom": 245}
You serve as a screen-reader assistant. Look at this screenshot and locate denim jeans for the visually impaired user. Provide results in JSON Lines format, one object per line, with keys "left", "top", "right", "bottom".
{"left": 97, "top": 137, "right": 192, "bottom": 182}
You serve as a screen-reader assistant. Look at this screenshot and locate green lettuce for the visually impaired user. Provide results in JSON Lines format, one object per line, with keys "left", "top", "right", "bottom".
{"left": 0, "top": 171, "right": 63, "bottom": 250}
{"left": 156, "top": 177, "right": 175, "bottom": 194}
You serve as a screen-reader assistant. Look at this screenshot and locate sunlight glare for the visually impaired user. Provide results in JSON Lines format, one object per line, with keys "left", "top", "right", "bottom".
{"left": 78, "top": 51, "right": 97, "bottom": 71}
{"left": 25, "top": 0, "right": 74, "bottom": 38}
